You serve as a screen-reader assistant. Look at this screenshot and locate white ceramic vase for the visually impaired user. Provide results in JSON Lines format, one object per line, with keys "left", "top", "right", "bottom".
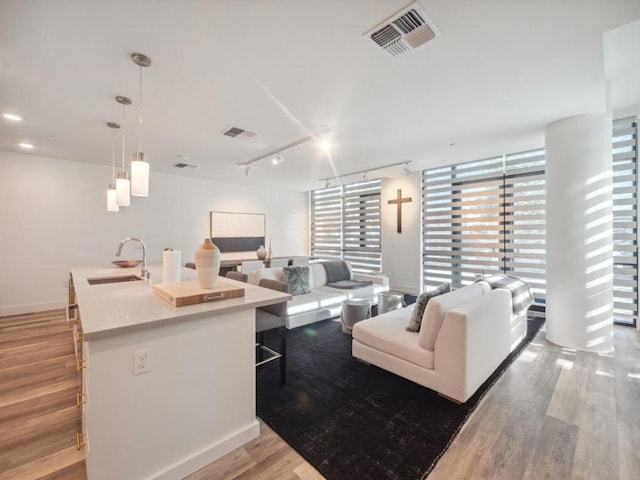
{"left": 256, "top": 245, "right": 267, "bottom": 260}
{"left": 195, "top": 238, "right": 221, "bottom": 288}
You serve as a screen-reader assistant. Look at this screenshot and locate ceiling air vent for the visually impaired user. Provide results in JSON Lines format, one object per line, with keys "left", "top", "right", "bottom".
{"left": 365, "top": 2, "right": 438, "bottom": 57}
{"left": 172, "top": 160, "right": 197, "bottom": 169}
{"left": 221, "top": 126, "right": 256, "bottom": 139}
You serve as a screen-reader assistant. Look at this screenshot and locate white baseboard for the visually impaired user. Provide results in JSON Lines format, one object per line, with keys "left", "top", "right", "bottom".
{"left": 0, "top": 300, "right": 66, "bottom": 318}
{"left": 154, "top": 420, "right": 260, "bottom": 480}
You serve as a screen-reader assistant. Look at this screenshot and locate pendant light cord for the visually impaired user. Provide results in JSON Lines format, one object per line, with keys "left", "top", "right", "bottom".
{"left": 112, "top": 128, "right": 116, "bottom": 182}
{"left": 121, "top": 103, "right": 126, "bottom": 170}
{"left": 138, "top": 65, "right": 143, "bottom": 152}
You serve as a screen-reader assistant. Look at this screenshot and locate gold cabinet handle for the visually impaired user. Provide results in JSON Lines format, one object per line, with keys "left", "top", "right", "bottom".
{"left": 76, "top": 432, "right": 86, "bottom": 450}
{"left": 76, "top": 331, "right": 84, "bottom": 342}
{"left": 76, "top": 359, "right": 86, "bottom": 371}
{"left": 76, "top": 392, "right": 86, "bottom": 408}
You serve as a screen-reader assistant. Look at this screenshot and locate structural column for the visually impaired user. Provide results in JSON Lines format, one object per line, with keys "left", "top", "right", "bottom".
{"left": 545, "top": 113, "right": 614, "bottom": 352}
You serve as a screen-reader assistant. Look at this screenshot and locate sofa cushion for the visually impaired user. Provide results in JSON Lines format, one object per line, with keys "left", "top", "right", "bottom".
{"left": 283, "top": 266, "right": 311, "bottom": 295}
{"left": 286, "top": 290, "right": 342, "bottom": 316}
{"left": 418, "top": 283, "right": 485, "bottom": 351}
{"left": 316, "top": 283, "right": 375, "bottom": 302}
{"left": 353, "top": 308, "right": 434, "bottom": 369}
{"left": 309, "top": 263, "right": 326, "bottom": 289}
{"left": 406, "top": 283, "right": 450, "bottom": 332}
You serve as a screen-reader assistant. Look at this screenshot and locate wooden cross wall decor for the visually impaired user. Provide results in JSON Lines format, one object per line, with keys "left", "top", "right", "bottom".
{"left": 388, "top": 188, "right": 412, "bottom": 233}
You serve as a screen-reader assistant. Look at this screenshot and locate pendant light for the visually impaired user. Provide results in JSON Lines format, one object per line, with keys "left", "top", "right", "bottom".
{"left": 115, "top": 95, "right": 132, "bottom": 206}
{"left": 131, "top": 52, "right": 151, "bottom": 197}
{"left": 107, "top": 122, "right": 120, "bottom": 212}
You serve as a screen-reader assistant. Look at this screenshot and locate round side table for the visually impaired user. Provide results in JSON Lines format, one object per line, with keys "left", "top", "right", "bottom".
{"left": 341, "top": 298, "right": 371, "bottom": 335}
{"left": 378, "top": 291, "right": 405, "bottom": 314}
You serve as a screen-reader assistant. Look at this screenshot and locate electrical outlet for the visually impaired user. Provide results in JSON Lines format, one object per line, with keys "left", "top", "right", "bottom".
{"left": 133, "top": 349, "right": 150, "bottom": 375}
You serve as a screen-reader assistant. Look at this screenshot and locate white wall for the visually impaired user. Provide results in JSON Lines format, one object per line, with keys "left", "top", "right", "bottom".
{"left": 381, "top": 173, "right": 422, "bottom": 295}
{"left": 0, "top": 151, "right": 308, "bottom": 315}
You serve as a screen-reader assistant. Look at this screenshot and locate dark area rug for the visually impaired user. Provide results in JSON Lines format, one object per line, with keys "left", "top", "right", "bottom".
{"left": 257, "top": 307, "right": 543, "bottom": 480}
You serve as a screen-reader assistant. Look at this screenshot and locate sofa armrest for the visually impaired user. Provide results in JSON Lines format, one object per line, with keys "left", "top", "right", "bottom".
{"left": 353, "top": 272, "right": 389, "bottom": 289}
{"left": 434, "top": 289, "right": 512, "bottom": 402}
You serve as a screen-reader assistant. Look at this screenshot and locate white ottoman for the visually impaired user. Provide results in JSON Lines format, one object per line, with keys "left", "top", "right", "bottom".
{"left": 341, "top": 298, "right": 371, "bottom": 335}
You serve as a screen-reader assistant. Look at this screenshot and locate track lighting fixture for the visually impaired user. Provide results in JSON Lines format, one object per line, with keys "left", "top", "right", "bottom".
{"left": 245, "top": 165, "right": 251, "bottom": 176}
{"left": 238, "top": 129, "right": 330, "bottom": 172}
{"left": 272, "top": 152, "right": 283, "bottom": 165}
{"left": 319, "top": 160, "right": 413, "bottom": 185}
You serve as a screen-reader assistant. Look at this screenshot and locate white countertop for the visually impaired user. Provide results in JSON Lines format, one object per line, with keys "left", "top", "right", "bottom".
{"left": 72, "top": 264, "right": 291, "bottom": 340}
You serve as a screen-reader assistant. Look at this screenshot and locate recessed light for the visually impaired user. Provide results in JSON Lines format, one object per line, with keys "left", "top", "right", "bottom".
{"left": 18, "top": 142, "right": 34, "bottom": 150}
{"left": 2, "top": 112, "right": 23, "bottom": 122}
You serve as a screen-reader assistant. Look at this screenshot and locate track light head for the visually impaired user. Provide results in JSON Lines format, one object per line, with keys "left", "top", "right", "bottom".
{"left": 403, "top": 163, "right": 410, "bottom": 175}
{"left": 244, "top": 165, "right": 251, "bottom": 176}
{"left": 272, "top": 153, "right": 283, "bottom": 165}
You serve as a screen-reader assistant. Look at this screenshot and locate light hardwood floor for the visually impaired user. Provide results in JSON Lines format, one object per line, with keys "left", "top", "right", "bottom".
{"left": 1, "top": 310, "right": 637, "bottom": 480}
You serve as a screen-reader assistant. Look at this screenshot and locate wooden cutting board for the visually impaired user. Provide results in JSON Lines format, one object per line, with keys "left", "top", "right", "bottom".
{"left": 152, "top": 279, "right": 245, "bottom": 307}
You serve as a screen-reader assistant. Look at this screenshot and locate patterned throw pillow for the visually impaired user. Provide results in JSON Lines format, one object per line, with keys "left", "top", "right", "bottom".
{"left": 406, "top": 283, "right": 450, "bottom": 332}
{"left": 283, "top": 266, "right": 311, "bottom": 296}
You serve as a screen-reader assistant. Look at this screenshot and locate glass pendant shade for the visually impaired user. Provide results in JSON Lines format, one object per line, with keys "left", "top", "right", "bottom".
{"left": 107, "top": 184, "right": 119, "bottom": 212}
{"left": 116, "top": 171, "right": 130, "bottom": 206}
{"left": 131, "top": 151, "right": 149, "bottom": 197}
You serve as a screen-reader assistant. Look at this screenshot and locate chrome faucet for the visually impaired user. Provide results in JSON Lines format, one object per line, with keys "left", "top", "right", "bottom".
{"left": 115, "top": 237, "right": 150, "bottom": 279}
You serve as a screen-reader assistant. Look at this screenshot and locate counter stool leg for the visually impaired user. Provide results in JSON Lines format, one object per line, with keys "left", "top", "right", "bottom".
{"left": 257, "top": 331, "right": 265, "bottom": 364}
{"left": 279, "top": 326, "right": 286, "bottom": 385}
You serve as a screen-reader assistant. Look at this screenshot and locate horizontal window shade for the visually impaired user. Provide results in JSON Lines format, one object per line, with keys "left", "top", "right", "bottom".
{"left": 502, "top": 150, "right": 546, "bottom": 309}
{"left": 310, "top": 180, "right": 381, "bottom": 273}
{"left": 310, "top": 186, "right": 342, "bottom": 259}
{"left": 422, "top": 150, "right": 546, "bottom": 312}
{"left": 612, "top": 117, "right": 638, "bottom": 326}
{"left": 423, "top": 156, "right": 505, "bottom": 291}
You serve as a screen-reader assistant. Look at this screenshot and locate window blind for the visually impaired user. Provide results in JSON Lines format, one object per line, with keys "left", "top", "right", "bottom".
{"left": 422, "top": 156, "right": 505, "bottom": 289}
{"left": 422, "top": 149, "right": 546, "bottom": 312}
{"left": 342, "top": 181, "right": 382, "bottom": 272}
{"left": 310, "top": 179, "right": 382, "bottom": 273}
{"left": 503, "top": 149, "right": 546, "bottom": 311}
{"left": 310, "top": 186, "right": 343, "bottom": 261}
{"left": 612, "top": 116, "right": 638, "bottom": 326}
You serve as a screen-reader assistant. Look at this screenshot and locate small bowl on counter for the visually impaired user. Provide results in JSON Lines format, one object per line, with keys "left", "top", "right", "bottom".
{"left": 112, "top": 260, "right": 142, "bottom": 268}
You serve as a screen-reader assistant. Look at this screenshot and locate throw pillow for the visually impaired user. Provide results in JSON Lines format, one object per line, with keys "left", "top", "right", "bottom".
{"left": 283, "top": 266, "right": 311, "bottom": 296}
{"left": 406, "top": 283, "right": 450, "bottom": 332}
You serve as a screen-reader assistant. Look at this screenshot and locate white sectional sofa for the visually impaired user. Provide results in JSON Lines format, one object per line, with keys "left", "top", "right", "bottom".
{"left": 352, "top": 282, "right": 528, "bottom": 403}
{"left": 249, "top": 261, "right": 389, "bottom": 329}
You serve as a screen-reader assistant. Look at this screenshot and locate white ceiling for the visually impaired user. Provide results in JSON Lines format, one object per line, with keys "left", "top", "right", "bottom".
{"left": 1, "top": 0, "right": 639, "bottom": 192}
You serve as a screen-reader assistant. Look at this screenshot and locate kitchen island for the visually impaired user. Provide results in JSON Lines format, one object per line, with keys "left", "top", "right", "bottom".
{"left": 71, "top": 264, "right": 290, "bottom": 480}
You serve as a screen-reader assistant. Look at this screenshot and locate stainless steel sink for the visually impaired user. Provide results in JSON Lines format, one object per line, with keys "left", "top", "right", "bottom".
{"left": 87, "top": 275, "right": 144, "bottom": 285}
